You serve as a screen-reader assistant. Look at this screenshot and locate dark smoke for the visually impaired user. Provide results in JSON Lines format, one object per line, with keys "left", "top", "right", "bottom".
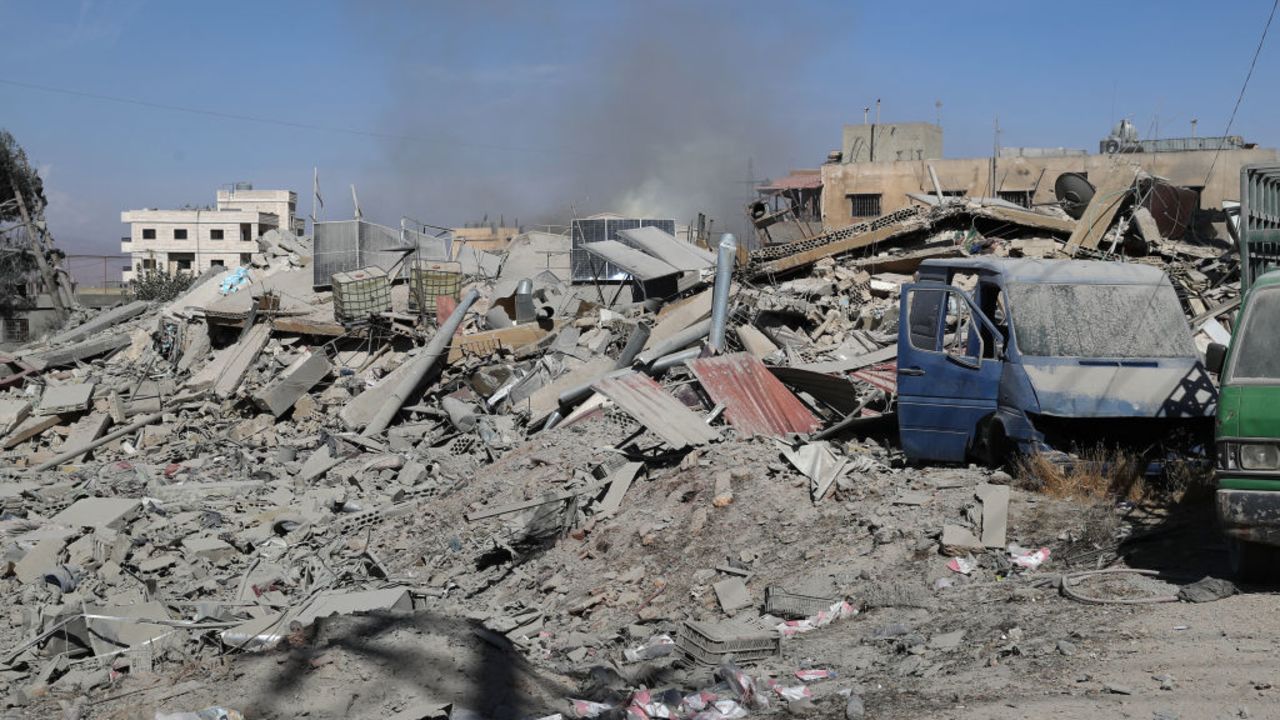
{"left": 354, "top": 1, "right": 837, "bottom": 234}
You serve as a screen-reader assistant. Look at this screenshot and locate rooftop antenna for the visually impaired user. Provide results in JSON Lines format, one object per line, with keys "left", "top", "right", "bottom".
{"left": 875, "top": 98, "right": 881, "bottom": 124}
{"left": 935, "top": 100, "right": 942, "bottom": 127}
{"left": 863, "top": 107, "right": 869, "bottom": 125}
{"left": 1191, "top": 118, "right": 1198, "bottom": 138}
{"left": 350, "top": 185, "right": 362, "bottom": 220}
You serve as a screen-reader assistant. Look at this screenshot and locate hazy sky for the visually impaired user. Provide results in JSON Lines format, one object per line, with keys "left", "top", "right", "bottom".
{"left": 2, "top": 0, "right": 1277, "bottom": 281}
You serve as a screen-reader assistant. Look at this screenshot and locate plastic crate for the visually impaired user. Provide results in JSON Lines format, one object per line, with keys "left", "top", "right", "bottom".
{"left": 408, "top": 260, "right": 462, "bottom": 315}
{"left": 332, "top": 267, "right": 391, "bottom": 324}
{"left": 675, "top": 619, "right": 780, "bottom": 666}
{"left": 764, "top": 586, "right": 839, "bottom": 619}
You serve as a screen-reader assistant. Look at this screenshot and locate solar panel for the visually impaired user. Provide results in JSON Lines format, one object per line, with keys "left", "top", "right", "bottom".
{"left": 570, "top": 217, "right": 675, "bottom": 282}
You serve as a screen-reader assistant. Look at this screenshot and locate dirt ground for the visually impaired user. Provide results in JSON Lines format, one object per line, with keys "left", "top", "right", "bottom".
{"left": 19, "top": 430, "right": 1266, "bottom": 720}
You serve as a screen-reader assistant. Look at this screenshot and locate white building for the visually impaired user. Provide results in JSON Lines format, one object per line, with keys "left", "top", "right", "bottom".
{"left": 120, "top": 184, "right": 302, "bottom": 282}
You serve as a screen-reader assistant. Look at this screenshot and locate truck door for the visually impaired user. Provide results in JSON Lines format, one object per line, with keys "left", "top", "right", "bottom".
{"left": 897, "top": 283, "right": 1004, "bottom": 462}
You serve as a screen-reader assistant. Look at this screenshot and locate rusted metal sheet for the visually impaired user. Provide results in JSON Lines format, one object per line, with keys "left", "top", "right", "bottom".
{"left": 592, "top": 373, "right": 719, "bottom": 450}
{"left": 688, "top": 353, "right": 821, "bottom": 437}
{"left": 1142, "top": 180, "right": 1197, "bottom": 240}
{"left": 851, "top": 362, "right": 898, "bottom": 395}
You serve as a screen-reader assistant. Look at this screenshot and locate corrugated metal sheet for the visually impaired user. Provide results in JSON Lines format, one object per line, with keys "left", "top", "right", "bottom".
{"left": 582, "top": 240, "right": 680, "bottom": 281}
{"left": 758, "top": 171, "right": 823, "bottom": 192}
{"left": 688, "top": 353, "right": 821, "bottom": 437}
{"left": 593, "top": 373, "right": 719, "bottom": 449}
{"left": 618, "top": 227, "right": 715, "bottom": 272}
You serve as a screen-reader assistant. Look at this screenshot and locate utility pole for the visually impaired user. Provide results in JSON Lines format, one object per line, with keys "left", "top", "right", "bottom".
{"left": 8, "top": 178, "right": 67, "bottom": 320}
{"left": 989, "top": 116, "right": 1002, "bottom": 198}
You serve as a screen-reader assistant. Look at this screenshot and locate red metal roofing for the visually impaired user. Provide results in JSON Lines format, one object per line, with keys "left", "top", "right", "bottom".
{"left": 593, "top": 372, "right": 720, "bottom": 450}
{"left": 758, "top": 171, "right": 823, "bottom": 192}
{"left": 688, "top": 353, "right": 821, "bottom": 437}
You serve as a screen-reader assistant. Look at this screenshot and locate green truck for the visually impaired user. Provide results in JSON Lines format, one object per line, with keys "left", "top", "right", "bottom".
{"left": 1207, "top": 163, "right": 1280, "bottom": 578}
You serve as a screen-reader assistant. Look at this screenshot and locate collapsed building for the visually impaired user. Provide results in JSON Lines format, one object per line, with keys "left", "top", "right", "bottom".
{"left": 0, "top": 141, "right": 1266, "bottom": 718}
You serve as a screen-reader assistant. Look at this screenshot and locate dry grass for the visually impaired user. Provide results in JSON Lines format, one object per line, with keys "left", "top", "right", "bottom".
{"left": 1016, "top": 446, "right": 1146, "bottom": 502}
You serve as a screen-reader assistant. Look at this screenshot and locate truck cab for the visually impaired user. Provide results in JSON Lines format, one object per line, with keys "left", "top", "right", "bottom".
{"left": 1207, "top": 270, "right": 1280, "bottom": 578}
{"left": 897, "top": 258, "right": 1216, "bottom": 464}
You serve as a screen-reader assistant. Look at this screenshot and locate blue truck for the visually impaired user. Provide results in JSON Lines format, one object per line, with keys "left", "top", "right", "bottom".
{"left": 895, "top": 258, "right": 1217, "bottom": 464}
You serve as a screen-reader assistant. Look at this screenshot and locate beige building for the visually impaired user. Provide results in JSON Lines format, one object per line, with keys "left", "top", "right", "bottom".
{"left": 120, "top": 186, "right": 300, "bottom": 282}
{"left": 818, "top": 123, "right": 1278, "bottom": 233}
{"left": 216, "top": 185, "right": 304, "bottom": 235}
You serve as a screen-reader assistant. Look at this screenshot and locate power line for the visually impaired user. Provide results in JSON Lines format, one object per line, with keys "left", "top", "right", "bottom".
{"left": 1204, "top": 0, "right": 1278, "bottom": 186}
{"left": 0, "top": 77, "right": 592, "bottom": 159}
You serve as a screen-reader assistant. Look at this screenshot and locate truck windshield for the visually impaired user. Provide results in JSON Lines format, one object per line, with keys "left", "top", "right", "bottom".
{"left": 1007, "top": 282, "right": 1195, "bottom": 358}
{"left": 1226, "top": 287, "right": 1280, "bottom": 382}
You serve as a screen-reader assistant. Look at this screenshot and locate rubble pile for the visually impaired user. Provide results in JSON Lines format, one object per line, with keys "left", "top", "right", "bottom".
{"left": 0, "top": 185, "right": 1245, "bottom": 719}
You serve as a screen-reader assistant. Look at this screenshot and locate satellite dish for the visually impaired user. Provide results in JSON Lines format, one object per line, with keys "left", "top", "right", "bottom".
{"left": 1055, "top": 172, "right": 1096, "bottom": 219}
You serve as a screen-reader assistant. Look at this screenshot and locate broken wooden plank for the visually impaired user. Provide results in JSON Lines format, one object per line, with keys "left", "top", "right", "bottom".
{"left": 447, "top": 324, "right": 550, "bottom": 363}
{"left": 271, "top": 317, "right": 347, "bottom": 336}
{"left": 3, "top": 414, "right": 64, "bottom": 449}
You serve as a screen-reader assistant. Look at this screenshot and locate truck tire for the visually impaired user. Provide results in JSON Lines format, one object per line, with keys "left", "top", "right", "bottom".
{"left": 1228, "top": 537, "right": 1280, "bottom": 583}
{"left": 975, "top": 419, "right": 1010, "bottom": 469}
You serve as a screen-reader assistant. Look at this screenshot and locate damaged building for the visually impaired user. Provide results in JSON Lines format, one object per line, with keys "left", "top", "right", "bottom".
{"left": 0, "top": 123, "right": 1272, "bottom": 719}
{"left": 757, "top": 120, "right": 1277, "bottom": 236}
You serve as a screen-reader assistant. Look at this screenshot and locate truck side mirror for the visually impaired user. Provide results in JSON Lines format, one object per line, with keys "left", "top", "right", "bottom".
{"left": 1205, "top": 342, "right": 1228, "bottom": 374}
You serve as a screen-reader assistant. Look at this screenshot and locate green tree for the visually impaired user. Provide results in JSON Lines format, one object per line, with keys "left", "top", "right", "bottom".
{"left": 0, "top": 129, "right": 47, "bottom": 222}
{"left": 0, "top": 130, "right": 45, "bottom": 313}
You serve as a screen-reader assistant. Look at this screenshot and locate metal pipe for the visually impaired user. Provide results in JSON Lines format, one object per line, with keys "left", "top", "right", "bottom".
{"left": 514, "top": 278, "right": 536, "bottom": 324}
{"left": 708, "top": 233, "right": 737, "bottom": 353}
{"left": 649, "top": 347, "right": 701, "bottom": 373}
{"left": 615, "top": 323, "right": 651, "bottom": 369}
{"left": 634, "top": 318, "right": 711, "bottom": 367}
{"left": 362, "top": 288, "right": 479, "bottom": 436}
{"left": 33, "top": 412, "right": 164, "bottom": 472}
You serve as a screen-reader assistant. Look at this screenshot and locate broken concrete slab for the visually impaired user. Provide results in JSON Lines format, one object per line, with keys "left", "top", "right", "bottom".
{"left": 0, "top": 398, "right": 31, "bottom": 436}
{"left": 940, "top": 524, "right": 984, "bottom": 556}
{"left": 46, "top": 300, "right": 150, "bottom": 347}
{"left": 37, "top": 383, "right": 94, "bottom": 416}
{"left": 293, "top": 587, "right": 413, "bottom": 626}
{"left": 60, "top": 412, "right": 112, "bottom": 463}
{"left": 51, "top": 497, "right": 142, "bottom": 530}
{"left": 253, "top": 350, "right": 332, "bottom": 417}
{"left": 213, "top": 324, "right": 272, "bottom": 400}
{"left": 83, "top": 601, "right": 178, "bottom": 656}
{"left": 975, "top": 483, "right": 1010, "bottom": 548}
{"left": 713, "top": 577, "right": 753, "bottom": 614}
{"left": 14, "top": 536, "right": 69, "bottom": 584}
{"left": 22, "top": 333, "right": 131, "bottom": 371}
{"left": 595, "top": 462, "right": 642, "bottom": 518}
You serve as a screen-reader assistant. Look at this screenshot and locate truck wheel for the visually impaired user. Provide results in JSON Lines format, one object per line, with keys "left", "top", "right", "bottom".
{"left": 1228, "top": 537, "right": 1280, "bottom": 583}
{"left": 976, "top": 420, "right": 1009, "bottom": 469}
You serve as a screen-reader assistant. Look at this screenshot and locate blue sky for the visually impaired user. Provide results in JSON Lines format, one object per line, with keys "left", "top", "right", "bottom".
{"left": 1, "top": 0, "right": 1277, "bottom": 280}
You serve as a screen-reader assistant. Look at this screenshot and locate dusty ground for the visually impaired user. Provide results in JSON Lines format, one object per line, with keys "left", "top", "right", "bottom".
{"left": 18, "top": 430, "right": 1266, "bottom": 720}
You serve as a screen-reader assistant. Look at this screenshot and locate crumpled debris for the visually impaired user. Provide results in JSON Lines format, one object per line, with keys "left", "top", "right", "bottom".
{"left": 776, "top": 600, "right": 857, "bottom": 638}
{"left": 1177, "top": 576, "right": 1237, "bottom": 603}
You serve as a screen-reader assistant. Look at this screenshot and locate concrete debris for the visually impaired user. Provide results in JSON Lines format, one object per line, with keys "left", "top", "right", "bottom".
{"left": 0, "top": 187, "right": 1254, "bottom": 719}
